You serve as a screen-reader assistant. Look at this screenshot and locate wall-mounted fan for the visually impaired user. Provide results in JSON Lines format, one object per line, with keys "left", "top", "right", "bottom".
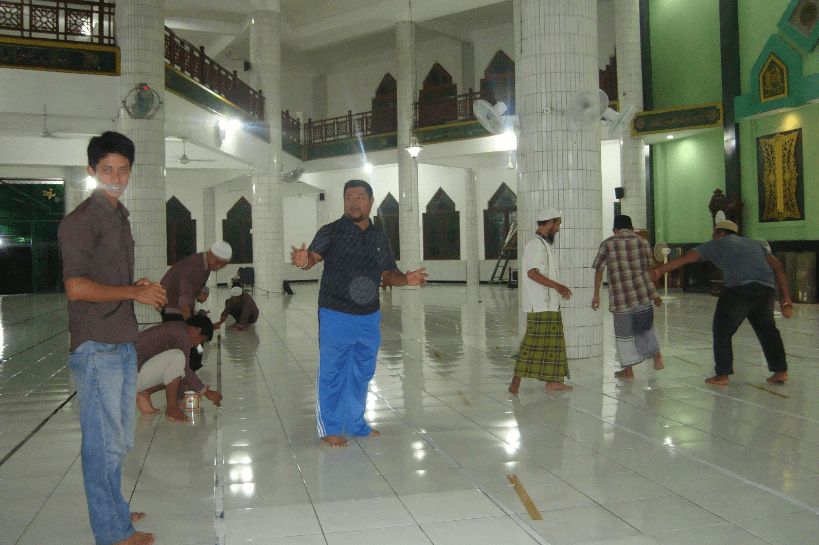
{"left": 473, "top": 100, "right": 518, "bottom": 135}
{"left": 563, "top": 90, "right": 609, "bottom": 130}
{"left": 177, "top": 137, "right": 216, "bottom": 165}
{"left": 282, "top": 167, "right": 305, "bottom": 183}
{"left": 602, "top": 104, "right": 636, "bottom": 139}
{"left": 123, "top": 83, "right": 162, "bottom": 119}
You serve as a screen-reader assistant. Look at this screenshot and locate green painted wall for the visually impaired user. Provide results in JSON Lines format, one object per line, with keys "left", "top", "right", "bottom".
{"left": 650, "top": 0, "right": 722, "bottom": 109}
{"left": 739, "top": 105, "right": 819, "bottom": 241}
{"left": 653, "top": 129, "right": 725, "bottom": 244}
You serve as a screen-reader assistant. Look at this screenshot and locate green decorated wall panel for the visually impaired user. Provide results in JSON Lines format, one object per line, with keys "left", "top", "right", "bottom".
{"left": 652, "top": 129, "right": 725, "bottom": 244}
{"left": 650, "top": 0, "right": 722, "bottom": 110}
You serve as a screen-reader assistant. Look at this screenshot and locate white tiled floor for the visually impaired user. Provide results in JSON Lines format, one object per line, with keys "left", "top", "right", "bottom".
{"left": 1, "top": 285, "right": 818, "bottom": 545}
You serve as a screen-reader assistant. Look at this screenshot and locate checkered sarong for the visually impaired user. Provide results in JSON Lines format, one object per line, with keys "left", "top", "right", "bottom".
{"left": 613, "top": 304, "right": 659, "bottom": 367}
{"left": 514, "top": 311, "right": 569, "bottom": 382}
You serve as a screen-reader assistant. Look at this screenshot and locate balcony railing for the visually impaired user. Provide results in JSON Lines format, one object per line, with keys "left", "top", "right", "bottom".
{"left": 415, "top": 89, "right": 481, "bottom": 128}
{"left": 282, "top": 110, "right": 301, "bottom": 143}
{"left": 303, "top": 110, "right": 374, "bottom": 145}
{"left": 0, "top": 0, "right": 115, "bottom": 45}
{"left": 164, "top": 27, "right": 265, "bottom": 120}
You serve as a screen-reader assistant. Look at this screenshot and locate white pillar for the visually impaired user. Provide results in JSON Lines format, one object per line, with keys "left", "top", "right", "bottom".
{"left": 462, "top": 41, "right": 475, "bottom": 93}
{"left": 615, "top": 0, "right": 646, "bottom": 228}
{"left": 464, "top": 168, "right": 480, "bottom": 300}
{"left": 250, "top": 5, "right": 284, "bottom": 295}
{"left": 397, "top": 21, "right": 421, "bottom": 277}
{"left": 516, "top": 0, "right": 603, "bottom": 358}
{"left": 117, "top": 0, "right": 166, "bottom": 324}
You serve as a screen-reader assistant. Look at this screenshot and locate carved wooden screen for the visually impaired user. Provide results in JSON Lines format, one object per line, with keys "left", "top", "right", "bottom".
{"left": 484, "top": 183, "right": 517, "bottom": 260}
{"left": 371, "top": 73, "right": 397, "bottom": 134}
{"left": 374, "top": 192, "right": 400, "bottom": 260}
{"left": 222, "top": 197, "right": 252, "bottom": 264}
{"left": 480, "top": 50, "right": 516, "bottom": 113}
{"left": 417, "top": 63, "right": 458, "bottom": 127}
{"left": 423, "top": 188, "right": 460, "bottom": 260}
{"left": 166, "top": 196, "right": 196, "bottom": 265}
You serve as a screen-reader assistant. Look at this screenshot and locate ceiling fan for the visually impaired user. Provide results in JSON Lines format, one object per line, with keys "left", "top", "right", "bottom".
{"left": 177, "top": 137, "right": 216, "bottom": 165}
{"left": 38, "top": 105, "right": 69, "bottom": 139}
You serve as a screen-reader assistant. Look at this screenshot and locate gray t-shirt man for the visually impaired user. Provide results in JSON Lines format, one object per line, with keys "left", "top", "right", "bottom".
{"left": 694, "top": 235, "right": 775, "bottom": 288}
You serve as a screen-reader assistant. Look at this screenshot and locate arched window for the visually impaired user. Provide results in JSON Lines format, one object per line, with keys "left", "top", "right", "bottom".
{"left": 480, "top": 50, "right": 515, "bottom": 114}
{"left": 371, "top": 73, "right": 397, "bottom": 135}
{"left": 417, "top": 63, "right": 458, "bottom": 127}
{"left": 423, "top": 188, "right": 460, "bottom": 260}
{"left": 166, "top": 196, "right": 196, "bottom": 265}
{"left": 374, "top": 192, "right": 400, "bottom": 260}
{"left": 484, "top": 183, "right": 517, "bottom": 260}
{"left": 223, "top": 197, "right": 252, "bottom": 264}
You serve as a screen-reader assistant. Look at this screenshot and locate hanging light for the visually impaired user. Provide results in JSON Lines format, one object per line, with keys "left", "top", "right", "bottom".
{"left": 406, "top": 133, "right": 423, "bottom": 158}
{"left": 506, "top": 152, "right": 515, "bottom": 169}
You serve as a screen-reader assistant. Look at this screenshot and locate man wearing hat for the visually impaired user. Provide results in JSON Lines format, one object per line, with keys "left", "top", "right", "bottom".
{"left": 160, "top": 240, "right": 232, "bottom": 322}
{"left": 509, "top": 208, "right": 573, "bottom": 394}
{"left": 652, "top": 220, "right": 793, "bottom": 385}
{"left": 214, "top": 286, "right": 259, "bottom": 331}
{"left": 291, "top": 179, "right": 428, "bottom": 447}
{"left": 592, "top": 215, "right": 664, "bottom": 379}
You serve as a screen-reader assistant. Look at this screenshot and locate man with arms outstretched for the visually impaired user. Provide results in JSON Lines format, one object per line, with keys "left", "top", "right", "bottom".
{"left": 291, "top": 180, "right": 428, "bottom": 447}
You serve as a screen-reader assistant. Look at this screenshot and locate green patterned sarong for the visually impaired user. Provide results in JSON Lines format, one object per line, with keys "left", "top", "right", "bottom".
{"left": 514, "top": 311, "right": 569, "bottom": 382}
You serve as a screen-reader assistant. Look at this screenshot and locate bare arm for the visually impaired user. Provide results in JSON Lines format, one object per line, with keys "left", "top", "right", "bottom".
{"left": 291, "top": 243, "right": 323, "bottom": 270}
{"left": 65, "top": 277, "right": 167, "bottom": 310}
{"left": 528, "top": 268, "right": 571, "bottom": 299}
{"left": 651, "top": 249, "right": 701, "bottom": 281}
{"left": 382, "top": 267, "right": 428, "bottom": 287}
{"left": 591, "top": 268, "right": 604, "bottom": 309}
{"left": 765, "top": 254, "right": 793, "bottom": 315}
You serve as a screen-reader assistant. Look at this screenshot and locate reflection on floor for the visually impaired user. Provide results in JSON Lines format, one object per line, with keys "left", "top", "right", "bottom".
{"left": 1, "top": 285, "right": 818, "bottom": 545}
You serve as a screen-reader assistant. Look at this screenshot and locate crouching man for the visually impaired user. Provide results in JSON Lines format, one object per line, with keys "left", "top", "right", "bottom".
{"left": 135, "top": 315, "right": 222, "bottom": 421}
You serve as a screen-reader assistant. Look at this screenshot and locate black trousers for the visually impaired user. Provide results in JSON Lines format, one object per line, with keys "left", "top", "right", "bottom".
{"left": 712, "top": 283, "right": 787, "bottom": 376}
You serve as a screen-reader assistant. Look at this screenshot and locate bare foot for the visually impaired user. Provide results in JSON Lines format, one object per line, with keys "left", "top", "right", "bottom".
{"left": 508, "top": 377, "right": 520, "bottom": 396}
{"left": 113, "top": 531, "right": 156, "bottom": 545}
{"left": 165, "top": 406, "right": 191, "bottom": 422}
{"left": 136, "top": 392, "right": 160, "bottom": 415}
{"left": 368, "top": 429, "right": 381, "bottom": 437}
{"left": 131, "top": 512, "right": 146, "bottom": 523}
{"left": 614, "top": 366, "right": 634, "bottom": 379}
{"left": 705, "top": 375, "right": 729, "bottom": 385}
{"left": 767, "top": 372, "right": 788, "bottom": 384}
{"left": 545, "top": 381, "right": 572, "bottom": 391}
{"left": 653, "top": 354, "right": 664, "bottom": 370}
{"left": 321, "top": 434, "right": 350, "bottom": 447}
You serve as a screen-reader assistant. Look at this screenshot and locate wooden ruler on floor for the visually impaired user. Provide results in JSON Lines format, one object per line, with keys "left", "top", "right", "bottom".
{"left": 507, "top": 475, "right": 542, "bottom": 520}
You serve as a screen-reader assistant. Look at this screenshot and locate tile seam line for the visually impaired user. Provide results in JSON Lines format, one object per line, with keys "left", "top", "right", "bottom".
{"left": 0, "top": 391, "right": 76, "bottom": 467}
{"left": 368, "top": 388, "right": 553, "bottom": 545}
{"left": 546, "top": 393, "right": 819, "bottom": 518}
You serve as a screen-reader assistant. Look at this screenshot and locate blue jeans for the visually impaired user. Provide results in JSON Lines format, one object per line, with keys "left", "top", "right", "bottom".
{"left": 316, "top": 308, "right": 381, "bottom": 437}
{"left": 68, "top": 341, "right": 137, "bottom": 545}
{"left": 712, "top": 283, "right": 787, "bottom": 376}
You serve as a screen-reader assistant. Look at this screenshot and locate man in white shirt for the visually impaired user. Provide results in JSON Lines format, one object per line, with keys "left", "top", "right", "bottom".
{"left": 509, "top": 208, "right": 573, "bottom": 394}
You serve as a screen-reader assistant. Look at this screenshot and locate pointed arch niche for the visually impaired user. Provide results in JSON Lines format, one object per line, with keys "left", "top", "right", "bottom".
{"left": 372, "top": 73, "right": 397, "bottom": 135}
{"left": 423, "top": 188, "right": 460, "bottom": 260}
{"left": 418, "top": 63, "right": 458, "bottom": 127}
{"left": 374, "top": 192, "right": 400, "bottom": 260}
{"left": 166, "top": 196, "right": 196, "bottom": 265}
{"left": 484, "top": 183, "right": 517, "bottom": 260}
{"left": 223, "top": 197, "right": 252, "bottom": 264}
{"left": 480, "top": 50, "right": 515, "bottom": 113}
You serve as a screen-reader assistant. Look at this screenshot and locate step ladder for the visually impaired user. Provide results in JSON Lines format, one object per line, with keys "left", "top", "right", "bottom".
{"left": 489, "top": 222, "right": 517, "bottom": 284}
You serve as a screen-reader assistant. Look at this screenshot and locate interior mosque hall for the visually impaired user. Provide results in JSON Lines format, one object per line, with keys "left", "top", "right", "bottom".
{"left": 1, "top": 0, "right": 819, "bottom": 544}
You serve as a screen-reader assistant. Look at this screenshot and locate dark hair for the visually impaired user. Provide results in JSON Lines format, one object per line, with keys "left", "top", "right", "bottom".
{"left": 344, "top": 179, "right": 373, "bottom": 198}
{"left": 613, "top": 215, "right": 633, "bottom": 230}
{"left": 186, "top": 314, "right": 214, "bottom": 342}
{"left": 87, "top": 131, "right": 135, "bottom": 169}
{"left": 715, "top": 228, "right": 738, "bottom": 236}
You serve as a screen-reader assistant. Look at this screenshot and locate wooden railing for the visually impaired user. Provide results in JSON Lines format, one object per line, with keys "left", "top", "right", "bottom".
{"left": 303, "top": 110, "right": 374, "bottom": 145}
{"left": 282, "top": 110, "right": 301, "bottom": 143}
{"left": 415, "top": 89, "right": 481, "bottom": 128}
{"left": 164, "top": 27, "right": 265, "bottom": 120}
{"left": 0, "top": 0, "right": 115, "bottom": 45}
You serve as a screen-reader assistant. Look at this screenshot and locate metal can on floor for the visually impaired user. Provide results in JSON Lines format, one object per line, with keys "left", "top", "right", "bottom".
{"left": 184, "top": 390, "right": 200, "bottom": 411}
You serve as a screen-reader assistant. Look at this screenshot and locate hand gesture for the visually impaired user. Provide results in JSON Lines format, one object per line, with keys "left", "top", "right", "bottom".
{"left": 290, "top": 243, "right": 308, "bottom": 268}
{"left": 591, "top": 295, "right": 600, "bottom": 310}
{"left": 556, "top": 284, "right": 572, "bottom": 300}
{"left": 406, "top": 268, "right": 428, "bottom": 287}
{"left": 649, "top": 267, "right": 661, "bottom": 283}
{"left": 203, "top": 388, "right": 223, "bottom": 407}
{"left": 654, "top": 296, "right": 662, "bottom": 307}
{"left": 213, "top": 320, "right": 223, "bottom": 329}
{"left": 134, "top": 279, "right": 167, "bottom": 311}
{"left": 781, "top": 297, "right": 794, "bottom": 318}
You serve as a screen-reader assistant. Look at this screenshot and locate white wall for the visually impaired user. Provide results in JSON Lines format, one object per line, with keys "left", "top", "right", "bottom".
{"left": 601, "top": 139, "right": 622, "bottom": 240}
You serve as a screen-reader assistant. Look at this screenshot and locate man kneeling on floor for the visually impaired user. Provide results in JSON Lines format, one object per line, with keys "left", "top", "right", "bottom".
{"left": 135, "top": 315, "right": 223, "bottom": 421}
